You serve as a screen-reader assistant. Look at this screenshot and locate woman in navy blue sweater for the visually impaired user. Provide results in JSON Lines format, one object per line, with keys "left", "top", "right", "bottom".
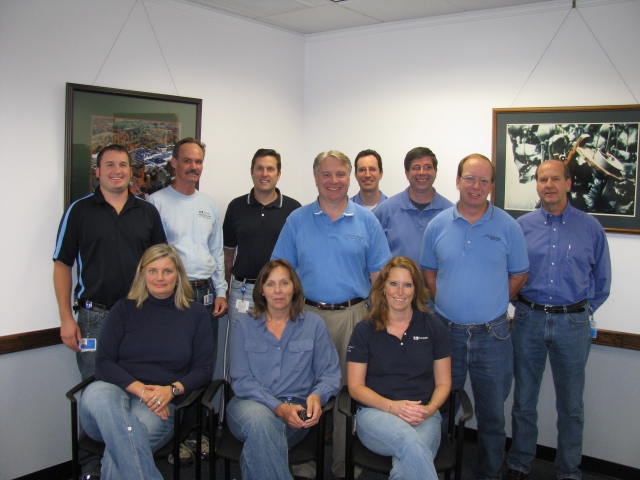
{"left": 79, "top": 243, "right": 214, "bottom": 480}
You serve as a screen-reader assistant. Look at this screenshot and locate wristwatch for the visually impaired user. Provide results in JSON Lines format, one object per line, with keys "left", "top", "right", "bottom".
{"left": 171, "top": 383, "right": 182, "bottom": 396}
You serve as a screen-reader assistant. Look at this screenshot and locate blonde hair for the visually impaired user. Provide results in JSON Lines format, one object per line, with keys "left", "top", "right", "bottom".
{"left": 367, "top": 256, "right": 429, "bottom": 331}
{"left": 127, "top": 243, "right": 193, "bottom": 309}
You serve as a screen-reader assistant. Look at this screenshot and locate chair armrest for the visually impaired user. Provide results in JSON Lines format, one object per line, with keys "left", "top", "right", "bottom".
{"left": 336, "top": 385, "right": 354, "bottom": 418}
{"left": 201, "top": 378, "right": 227, "bottom": 412}
{"left": 65, "top": 375, "right": 96, "bottom": 402}
{"left": 456, "top": 389, "right": 473, "bottom": 426}
{"left": 175, "top": 385, "right": 205, "bottom": 412}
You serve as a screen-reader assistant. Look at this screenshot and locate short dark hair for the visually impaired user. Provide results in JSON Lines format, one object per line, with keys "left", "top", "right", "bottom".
{"left": 457, "top": 153, "right": 495, "bottom": 182}
{"left": 404, "top": 147, "right": 437, "bottom": 171}
{"left": 354, "top": 149, "right": 383, "bottom": 173}
{"left": 251, "top": 148, "right": 282, "bottom": 172}
{"left": 172, "top": 137, "right": 205, "bottom": 159}
{"left": 96, "top": 144, "right": 131, "bottom": 167}
{"left": 252, "top": 259, "right": 304, "bottom": 320}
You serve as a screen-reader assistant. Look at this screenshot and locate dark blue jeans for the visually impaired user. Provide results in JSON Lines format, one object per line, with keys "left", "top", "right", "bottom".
{"left": 508, "top": 302, "right": 591, "bottom": 479}
{"left": 440, "top": 313, "right": 513, "bottom": 480}
{"left": 191, "top": 281, "right": 219, "bottom": 375}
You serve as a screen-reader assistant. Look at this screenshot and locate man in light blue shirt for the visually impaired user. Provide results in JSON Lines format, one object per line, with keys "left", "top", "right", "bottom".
{"left": 350, "top": 149, "right": 387, "bottom": 210}
{"left": 272, "top": 150, "right": 391, "bottom": 477}
{"left": 375, "top": 146, "right": 452, "bottom": 264}
{"left": 148, "top": 138, "right": 227, "bottom": 359}
{"left": 505, "top": 159, "right": 611, "bottom": 480}
{"left": 421, "top": 153, "right": 528, "bottom": 480}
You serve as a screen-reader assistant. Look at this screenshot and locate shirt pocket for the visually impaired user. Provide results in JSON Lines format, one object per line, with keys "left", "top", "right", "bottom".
{"left": 288, "top": 339, "right": 314, "bottom": 372}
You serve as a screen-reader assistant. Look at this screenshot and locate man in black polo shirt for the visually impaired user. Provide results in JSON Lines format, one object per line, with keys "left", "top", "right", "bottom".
{"left": 223, "top": 148, "right": 300, "bottom": 324}
{"left": 53, "top": 144, "right": 166, "bottom": 380}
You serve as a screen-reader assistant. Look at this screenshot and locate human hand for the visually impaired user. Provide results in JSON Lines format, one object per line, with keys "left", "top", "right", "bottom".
{"left": 60, "top": 318, "right": 81, "bottom": 352}
{"left": 213, "top": 297, "right": 228, "bottom": 316}
{"left": 391, "top": 400, "right": 429, "bottom": 426}
{"left": 144, "top": 385, "right": 173, "bottom": 413}
{"left": 275, "top": 403, "right": 311, "bottom": 429}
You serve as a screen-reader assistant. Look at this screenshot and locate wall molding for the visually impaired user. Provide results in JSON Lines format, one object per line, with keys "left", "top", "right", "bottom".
{"left": 0, "top": 328, "right": 60, "bottom": 355}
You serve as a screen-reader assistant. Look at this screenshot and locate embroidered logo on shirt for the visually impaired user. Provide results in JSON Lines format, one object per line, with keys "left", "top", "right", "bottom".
{"left": 197, "top": 210, "right": 212, "bottom": 220}
{"left": 485, "top": 234, "right": 501, "bottom": 241}
{"left": 412, "top": 336, "right": 429, "bottom": 341}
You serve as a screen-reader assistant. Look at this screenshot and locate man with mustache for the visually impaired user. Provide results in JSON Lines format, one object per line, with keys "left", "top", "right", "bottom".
{"left": 149, "top": 138, "right": 227, "bottom": 333}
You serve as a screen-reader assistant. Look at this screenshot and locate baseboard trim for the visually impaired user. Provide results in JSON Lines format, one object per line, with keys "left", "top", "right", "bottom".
{"left": 464, "top": 428, "right": 640, "bottom": 480}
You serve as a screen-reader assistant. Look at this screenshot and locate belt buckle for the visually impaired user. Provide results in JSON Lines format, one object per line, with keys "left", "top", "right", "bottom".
{"left": 543, "top": 304, "right": 552, "bottom": 313}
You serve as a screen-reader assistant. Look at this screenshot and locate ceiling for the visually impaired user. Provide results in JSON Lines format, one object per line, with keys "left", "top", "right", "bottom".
{"left": 183, "top": 0, "right": 556, "bottom": 34}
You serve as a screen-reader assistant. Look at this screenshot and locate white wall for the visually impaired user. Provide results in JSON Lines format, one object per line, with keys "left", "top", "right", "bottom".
{"left": 0, "top": 0, "right": 306, "bottom": 477}
{"left": 1, "top": 0, "right": 639, "bottom": 477}
{"left": 303, "top": 0, "right": 640, "bottom": 470}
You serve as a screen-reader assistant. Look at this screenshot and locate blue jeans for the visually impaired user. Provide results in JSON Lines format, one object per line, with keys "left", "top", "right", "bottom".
{"left": 356, "top": 407, "right": 441, "bottom": 480}
{"left": 508, "top": 302, "right": 591, "bottom": 480}
{"left": 79, "top": 381, "right": 174, "bottom": 480}
{"left": 440, "top": 313, "right": 512, "bottom": 480}
{"left": 226, "top": 397, "right": 309, "bottom": 480}
{"left": 192, "top": 280, "right": 219, "bottom": 374}
{"left": 76, "top": 307, "right": 109, "bottom": 380}
{"left": 227, "top": 276, "right": 255, "bottom": 324}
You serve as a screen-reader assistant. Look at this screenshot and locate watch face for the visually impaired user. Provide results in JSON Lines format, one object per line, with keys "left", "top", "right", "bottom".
{"left": 172, "top": 385, "right": 180, "bottom": 395}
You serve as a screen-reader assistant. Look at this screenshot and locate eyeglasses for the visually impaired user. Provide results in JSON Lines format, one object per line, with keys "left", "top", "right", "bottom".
{"left": 460, "top": 175, "right": 491, "bottom": 187}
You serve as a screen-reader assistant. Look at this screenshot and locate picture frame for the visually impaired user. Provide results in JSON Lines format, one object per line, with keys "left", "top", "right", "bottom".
{"left": 492, "top": 105, "right": 640, "bottom": 233}
{"left": 64, "top": 83, "right": 202, "bottom": 206}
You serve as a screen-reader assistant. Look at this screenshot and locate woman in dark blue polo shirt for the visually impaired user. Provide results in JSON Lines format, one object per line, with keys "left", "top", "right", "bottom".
{"left": 346, "top": 256, "right": 451, "bottom": 480}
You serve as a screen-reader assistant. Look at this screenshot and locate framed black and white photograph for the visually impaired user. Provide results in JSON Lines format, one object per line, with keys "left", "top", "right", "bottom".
{"left": 64, "top": 83, "right": 202, "bottom": 206}
{"left": 492, "top": 105, "right": 640, "bottom": 233}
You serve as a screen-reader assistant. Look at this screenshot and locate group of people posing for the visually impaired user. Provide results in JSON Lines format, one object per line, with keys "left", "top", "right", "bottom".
{"left": 53, "top": 139, "right": 611, "bottom": 480}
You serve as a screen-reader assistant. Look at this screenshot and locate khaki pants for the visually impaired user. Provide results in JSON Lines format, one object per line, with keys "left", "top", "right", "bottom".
{"left": 305, "top": 301, "right": 368, "bottom": 477}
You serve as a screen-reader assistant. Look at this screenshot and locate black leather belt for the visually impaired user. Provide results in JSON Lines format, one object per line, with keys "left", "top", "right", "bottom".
{"left": 304, "top": 297, "right": 365, "bottom": 311}
{"left": 190, "top": 279, "right": 211, "bottom": 287}
{"left": 518, "top": 296, "right": 587, "bottom": 314}
{"left": 238, "top": 278, "right": 257, "bottom": 285}
{"left": 77, "top": 299, "right": 110, "bottom": 312}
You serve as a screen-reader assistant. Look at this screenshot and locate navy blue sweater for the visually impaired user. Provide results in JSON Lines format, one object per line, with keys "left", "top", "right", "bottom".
{"left": 95, "top": 294, "right": 214, "bottom": 396}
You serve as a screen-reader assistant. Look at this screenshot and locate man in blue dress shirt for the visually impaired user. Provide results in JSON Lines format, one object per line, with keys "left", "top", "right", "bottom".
{"left": 505, "top": 159, "right": 611, "bottom": 480}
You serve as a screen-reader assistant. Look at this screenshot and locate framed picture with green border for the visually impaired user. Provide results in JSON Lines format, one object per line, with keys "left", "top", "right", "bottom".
{"left": 64, "top": 83, "right": 202, "bottom": 206}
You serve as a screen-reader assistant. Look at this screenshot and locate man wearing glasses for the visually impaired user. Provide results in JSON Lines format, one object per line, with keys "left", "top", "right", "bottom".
{"left": 420, "top": 153, "right": 529, "bottom": 480}
{"left": 374, "top": 146, "right": 452, "bottom": 265}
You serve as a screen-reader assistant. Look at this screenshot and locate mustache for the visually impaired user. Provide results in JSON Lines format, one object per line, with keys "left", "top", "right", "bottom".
{"left": 186, "top": 170, "right": 200, "bottom": 175}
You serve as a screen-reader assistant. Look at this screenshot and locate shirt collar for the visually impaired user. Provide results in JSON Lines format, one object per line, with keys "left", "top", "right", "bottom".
{"left": 247, "top": 188, "right": 283, "bottom": 208}
{"left": 312, "top": 197, "right": 355, "bottom": 217}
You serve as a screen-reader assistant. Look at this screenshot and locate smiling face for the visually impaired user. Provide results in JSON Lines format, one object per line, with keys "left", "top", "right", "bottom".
{"left": 405, "top": 156, "right": 436, "bottom": 195}
{"left": 314, "top": 155, "right": 350, "bottom": 203}
{"left": 171, "top": 142, "right": 204, "bottom": 190}
{"left": 536, "top": 160, "right": 571, "bottom": 214}
{"left": 355, "top": 155, "right": 383, "bottom": 193}
{"left": 251, "top": 155, "right": 281, "bottom": 195}
{"left": 144, "top": 256, "right": 178, "bottom": 299}
{"left": 384, "top": 267, "right": 415, "bottom": 314}
{"left": 95, "top": 150, "right": 131, "bottom": 195}
{"left": 262, "top": 266, "right": 294, "bottom": 314}
{"left": 456, "top": 156, "right": 493, "bottom": 210}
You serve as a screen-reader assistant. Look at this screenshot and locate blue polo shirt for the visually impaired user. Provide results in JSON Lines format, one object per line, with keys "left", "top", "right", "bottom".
{"left": 420, "top": 203, "right": 529, "bottom": 324}
{"left": 517, "top": 203, "right": 611, "bottom": 312}
{"left": 271, "top": 199, "right": 391, "bottom": 304}
{"left": 374, "top": 188, "right": 453, "bottom": 264}
{"left": 346, "top": 310, "right": 450, "bottom": 403}
{"left": 351, "top": 191, "right": 388, "bottom": 210}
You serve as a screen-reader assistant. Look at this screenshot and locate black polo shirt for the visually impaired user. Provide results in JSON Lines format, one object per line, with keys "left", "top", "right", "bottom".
{"left": 53, "top": 188, "right": 167, "bottom": 307}
{"left": 223, "top": 188, "right": 300, "bottom": 279}
{"left": 347, "top": 310, "right": 451, "bottom": 403}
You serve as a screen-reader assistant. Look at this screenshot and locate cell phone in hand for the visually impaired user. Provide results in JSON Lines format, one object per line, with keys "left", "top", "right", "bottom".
{"left": 298, "top": 409, "right": 310, "bottom": 421}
